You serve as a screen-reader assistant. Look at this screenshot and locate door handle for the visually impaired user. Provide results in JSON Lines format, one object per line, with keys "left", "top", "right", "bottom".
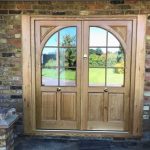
{"left": 83, "top": 54, "right": 87, "bottom": 59}
{"left": 57, "top": 87, "right": 61, "bottom": 92}
{"left": 104, "top": 88, "right": 108, "bottom": 92}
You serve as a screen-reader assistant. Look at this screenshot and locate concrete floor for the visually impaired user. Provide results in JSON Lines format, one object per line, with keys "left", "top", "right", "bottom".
{"left": 14, "top": 134, "right": 150, "bottom": 150}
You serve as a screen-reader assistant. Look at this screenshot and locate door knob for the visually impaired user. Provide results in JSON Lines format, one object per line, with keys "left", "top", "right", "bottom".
{"left": 57, "top": 87, "right": 61, "bottom": 92}
{"left": 104, "top": 88, "right": 108, "bottom": 92}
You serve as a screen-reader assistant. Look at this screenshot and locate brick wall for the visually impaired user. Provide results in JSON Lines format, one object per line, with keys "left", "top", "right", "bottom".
{"left": 0, "top": 0, "right": 150, "bottom": 134}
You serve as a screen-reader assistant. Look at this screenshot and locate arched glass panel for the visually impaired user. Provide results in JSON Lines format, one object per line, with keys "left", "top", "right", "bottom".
{"left": 89, "top": 27, "right": 125, "bottom": 87}
{"left": 108, "top": 32, "right": 120, "bottom": 47}
{"left": 60, "top": 27, "right": 76, "bottom": 47}
{"left": 42, "top": 27, "right": 77, "bottom": 86}
{"left": 45, "top": 32, "right": 58, "bottom": 46}
{"left": 90, "top": 27, "right": 107, "bottom": 46}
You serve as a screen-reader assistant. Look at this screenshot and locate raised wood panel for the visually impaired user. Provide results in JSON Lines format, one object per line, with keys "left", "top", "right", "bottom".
{"left": 61, "top": 93, "right": 76, "bottom": 121}
{"left": 40, "top": 26, "right": 56, "bottom": 41}
{"left": 108, "top": 94, "right": 124, "bottom": 121}
{"left": 110, "top": 26, "right": 127, "bottom": 42}
{"left": 88, "top": 93, "right": 104, "bottom": 121}
{"left": 41, "top": 92, "right": 56, "bottom": 120}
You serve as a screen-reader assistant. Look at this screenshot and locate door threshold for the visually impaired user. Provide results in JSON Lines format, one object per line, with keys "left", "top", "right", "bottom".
{"left": 30, "top": 129, "right": 132, "bottom": 138}
{"left": 36, "top": 129, "right": 128, "bottom": 134}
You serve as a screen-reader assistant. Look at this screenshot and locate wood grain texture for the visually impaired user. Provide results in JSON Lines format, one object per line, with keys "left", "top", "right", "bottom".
{"left": 22, "top": 15, "right": 33, "bottom": 134}
{"left": 111, "top": 26, "right": 127, "bottom": 42}
{"left": 22, "top": 15, "right": 146, "bottom": 137}
{"left": 40, "top": 26, "right": 56, "bottom": 41}
{"left": 108, "top": 94, "right": 124, "bottom": 121}
{"left": 61, "top": 93, "right": 76, "bottom": 121}
{"left": 133, "top": 15, "right": 146, "bottom": 136}
{"left": 88, "top": 121, "right": 124, "bottom": 131}
{"left": 88, "top": 93, "right": 104, "bottom": 121}
{"left": 41, "top": 92, "right": 57, "bottom": 120}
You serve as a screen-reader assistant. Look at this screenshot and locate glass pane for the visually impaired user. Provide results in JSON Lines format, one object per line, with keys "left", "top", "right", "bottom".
{"left": 45, "top": 32, "right": 58, "bottom": 46}
{"left": 107, "top": 68, "right": 124, "bottom": 87}
{"left": 90, "top": 27, "right": 107, "bottom": 46}
{"left": 60, "top": 68, "right": 76, "bottom": 86}
{"left": 89, "top": 48, "right": 106, "bottom": 67}
{"left": 60, "top": 27, "right": 76, "bottom": 47}
{"left": 42, "top": 68, "right": 58, "bottom": 86}
{"left": 60, "top": 48, "right": 76, "bottom": 67}
{"left": 89, "top": 68, "right": 105, "bottom": 86}
{"left": 42, "top": 48, "right": 58, "bottom": 67}
{"left": 108, "top": 32, "right": 120, "bottom": 47}
{"left": 107, "top": 48, "right": 124, "bottom": 67}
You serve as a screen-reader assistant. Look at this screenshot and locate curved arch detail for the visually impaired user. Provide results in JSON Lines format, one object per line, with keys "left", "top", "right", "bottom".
{"left": 41, "top": 26, "right": 77, "bottom": 86}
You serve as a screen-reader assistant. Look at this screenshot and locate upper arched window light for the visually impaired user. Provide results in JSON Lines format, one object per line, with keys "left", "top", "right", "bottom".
{"left": 89, "top": 27, "right": 125, "bottom": 87}
{"left": 41, "top": 27, "right": 77, "bottom": 86}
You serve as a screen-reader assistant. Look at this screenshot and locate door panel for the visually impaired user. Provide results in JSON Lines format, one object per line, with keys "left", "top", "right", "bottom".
{"left": 61, "top": 92, "right": 76, "bottom": 121}
{"left": 88, "top": 93, "right": 104, "bottom": 121}
{"left": 108, "top": 93, "right": 124, "bottom": 121}
{"left": 41, "top": 92, "right": 57, "bottom": 120}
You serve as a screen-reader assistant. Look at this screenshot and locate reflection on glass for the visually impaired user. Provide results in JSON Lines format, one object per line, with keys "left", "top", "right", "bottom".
{"left": 89, "top": 68, "right": 105, "bottom": 86}
{"left": 90, "top": 27, "right": 107, "bottom": 46}
{"left": 42, "top": 68, "right": 58, "bottom": 86}
{"left": 60, "top": 27, "right": 76, "bottom": 47}
{"left": 60, "top": 68, "right": 76, "bottom": 86}
{"left": 42, "top": 48, "right": 58, "bottom": 67}
{"left": 108, "top": 32, "right": 120, "bottom": 47}
{"left": 60, "top": 48, "right": 76, "bottom": 67}
{"left": 88, "top": 27, "right": 125, "bottom": 87}
{"left": 107, "top": 68, "right": 124, "bottom": 86}
{"left": 45, "top": 32, "right": 58, "bottom": 46}
{"left": 107, "top": 48, "right": 124, "bottom": 67}
{"left": 89, "top": 48, "right": 106, "bottom": 67}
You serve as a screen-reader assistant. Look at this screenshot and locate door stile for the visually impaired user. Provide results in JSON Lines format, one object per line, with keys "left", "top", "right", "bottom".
{"left": 76, "top": 21, "right": 82, "bottom": 129}
{"left": 129, "top": 18, "right": 137, "bottom": 134}
{"left": 81, "top": 21, "right": 89, "bottom": 130}
{"left": 35, "top": 20, "right": 43, "bottom": 128}
{"left": 31, "top": 18, "right": 38, "bottom": 130}
{"left": 123, "top": 21, "right": 133, "bottom": 131}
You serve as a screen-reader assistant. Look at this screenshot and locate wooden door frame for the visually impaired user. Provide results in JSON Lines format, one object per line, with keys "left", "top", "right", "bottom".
{"left": 22, "top": 15, "right": 146, "bottom": 138}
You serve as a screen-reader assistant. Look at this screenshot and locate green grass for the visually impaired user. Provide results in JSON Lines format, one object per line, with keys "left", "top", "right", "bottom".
{"left": 42, "top": 68, "right": 123, "bottom": 84}
{"left": 89, "top": 68, "right": 105, "bottom": 84}
{"left": 44, "top": 60, "right": 57, "bottom": 67}
{"left": 42, "top": 68, "right": 58, "bottom": 78}
{"left": 89, "top": 68, "right": 123, "bottom": 85}
{"left": 42, "top": 68, "right": 76, "bottom": 80}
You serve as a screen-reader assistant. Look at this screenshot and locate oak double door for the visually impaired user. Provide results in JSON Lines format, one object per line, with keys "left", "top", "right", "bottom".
{"left": 35, "top": 19, "right": 133, "bottom": 131}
